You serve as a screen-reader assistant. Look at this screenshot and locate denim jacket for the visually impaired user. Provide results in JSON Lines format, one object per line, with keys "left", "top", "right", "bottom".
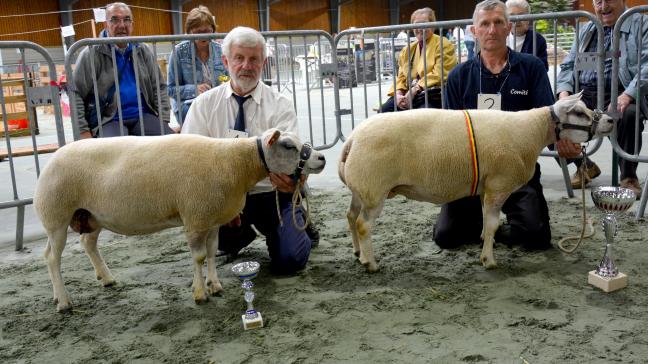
{"left": 167, "top": 40, "right": 228, "bottom": 115}
{"left": 557, "top": 11, "right": 648, "bottom": 112}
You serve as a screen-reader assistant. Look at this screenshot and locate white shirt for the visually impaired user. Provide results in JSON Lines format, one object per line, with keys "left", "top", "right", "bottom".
{"left": 507, "top": 33, "right": 526, "bottom": 52}
{"left": 181, "top": 80, "right": 298, "bottom": 193}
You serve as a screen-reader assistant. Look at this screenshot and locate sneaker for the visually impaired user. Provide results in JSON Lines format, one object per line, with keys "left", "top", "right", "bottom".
{"left": 620, "top": 178, "right": 641, "bottom": 200}
{"left": 571, "top": 162, "right": 601, "bottom": 189}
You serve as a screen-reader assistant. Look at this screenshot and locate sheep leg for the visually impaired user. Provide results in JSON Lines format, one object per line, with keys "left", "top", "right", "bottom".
{"left": 356, "top": 201, "right": 385, "bottom": 273}
{"left": 80, "top": 228, "right": 115, "bottom": 287}
{"left": 44, "top": 226, "right": 72, "bottom": 313}
{"left": 346, "top": 192, "right": 362, "bottom": 257}
{"left": 480, "top": 192, "right": 508, "bottom": 269}
{"left": 186, "top": 230, "right": 210, "bottom": 304}
{"left": 204, "top": 227, "right": 223, "bottom": 296}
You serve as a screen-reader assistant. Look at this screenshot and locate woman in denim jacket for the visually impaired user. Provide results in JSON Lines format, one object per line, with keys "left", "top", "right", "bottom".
{"left": 167, "top": 6, "right": 228, "bottom": 124}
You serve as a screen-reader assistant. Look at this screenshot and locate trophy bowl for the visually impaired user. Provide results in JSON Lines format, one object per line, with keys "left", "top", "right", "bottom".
{"left": 231, "top": 261, "right": 260, "bottom": 280}
{"left": 591, "top": 186, "right": 636, "bottom": 213}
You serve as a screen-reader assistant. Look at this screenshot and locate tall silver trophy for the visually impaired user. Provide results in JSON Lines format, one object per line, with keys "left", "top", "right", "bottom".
{"left": 589, "top": 186, "right": 636, "bottom": 292}
{"left": 231, "top": 261, "right": 264, "bottom": 330}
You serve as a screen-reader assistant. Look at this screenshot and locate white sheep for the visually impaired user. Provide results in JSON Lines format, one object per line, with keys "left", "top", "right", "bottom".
{"left": 34, "top": 128, "right": 326, "bottom": 312}
{"left": 338, "top": 94, "right": 613, "bottom": 272}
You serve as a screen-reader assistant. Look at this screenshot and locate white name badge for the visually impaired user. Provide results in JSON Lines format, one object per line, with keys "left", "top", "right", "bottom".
{"left": 226, "top": 129, "right": 248, "bottom": 138}
{"left": 477, "top": 93, "right": 501, "bottom": 110}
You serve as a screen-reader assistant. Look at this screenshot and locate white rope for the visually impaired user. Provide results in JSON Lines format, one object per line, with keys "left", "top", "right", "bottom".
{"left": 274, "top": 180, "right": 311, "bottom": 231}
{"left": 0, "top": 20, "right": 93, "bottom": 38}
{"left": 558, "top": 149, "right": 595, "bottom": 253}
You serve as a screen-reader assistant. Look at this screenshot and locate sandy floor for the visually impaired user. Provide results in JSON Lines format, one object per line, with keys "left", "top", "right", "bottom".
{"left": 1, "top": 188, "right": 648, "bottom": 363}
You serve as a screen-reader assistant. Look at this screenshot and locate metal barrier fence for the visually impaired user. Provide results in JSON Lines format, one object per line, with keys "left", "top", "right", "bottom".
{"left": 608, "top": 5, "right": 648, "bottom": 219}
{"left": 0, "top": 41, "right": 65, "bottom": 250}
{"left": 64, "top": 31, "right": 338, "bottom": 150}
{"left": 333, "top": 11, "right": 606, "bottom": 198}
{"left": 4, "top": 8, "right": 647, "bottom": 249}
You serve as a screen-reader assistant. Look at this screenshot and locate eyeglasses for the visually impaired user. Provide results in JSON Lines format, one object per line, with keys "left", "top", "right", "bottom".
{"left": 109, "top": 17, "right": 133, "bottom": 25}
{"left": 190, "top": 27, "right": 214, "bottom": 34}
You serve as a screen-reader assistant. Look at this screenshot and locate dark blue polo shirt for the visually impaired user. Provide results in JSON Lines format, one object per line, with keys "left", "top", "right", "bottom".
{"left": 443, "top": 49, "right": 554, "bottom": 112}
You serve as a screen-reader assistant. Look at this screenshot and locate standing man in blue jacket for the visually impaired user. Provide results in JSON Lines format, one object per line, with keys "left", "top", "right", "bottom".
{"left": 433, "top": 0, "right": 580, "bottom": 251}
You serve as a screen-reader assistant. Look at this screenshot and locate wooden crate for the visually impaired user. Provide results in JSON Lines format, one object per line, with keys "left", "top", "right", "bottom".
{"left": 0, "top": 76, "right": 38, "bottom": 137}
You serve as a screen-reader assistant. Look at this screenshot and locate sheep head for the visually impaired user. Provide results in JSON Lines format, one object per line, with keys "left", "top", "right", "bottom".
{"left": 259, "top": 128, "right": 326, "bottom": 177}
{"left": 552, "top": 91, "right": 614, "bottom": 143}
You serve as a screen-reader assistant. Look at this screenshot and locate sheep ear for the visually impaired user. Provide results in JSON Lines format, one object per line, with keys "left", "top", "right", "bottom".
{"left": 266, "top": 129, "right": 281, "bottom": 146}
{"left": 565, "top": 90, "right": 583, "bottom": 101}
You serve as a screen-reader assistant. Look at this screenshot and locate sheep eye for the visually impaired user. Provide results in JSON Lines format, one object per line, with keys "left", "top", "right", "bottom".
{"left": 279, "top": 140, "right": 297, "bottom": 150}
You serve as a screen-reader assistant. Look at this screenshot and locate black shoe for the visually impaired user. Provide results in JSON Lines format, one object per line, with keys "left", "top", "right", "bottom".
{"left": 217, "top": 224, "right": 257, "bottom": 259}
{"left": 305, "top": 221, "right": 320, "bottom": 248}
{"left": 495, "top": 224, "right": 512, "bottom": 248}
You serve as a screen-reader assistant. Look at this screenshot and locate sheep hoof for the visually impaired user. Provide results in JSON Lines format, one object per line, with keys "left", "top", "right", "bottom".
{"left": 194, "top": 295, "right": 209, "bottom": 305}
{"left": 480, "top": 255, "right": 497, "bottom": 269}
{"left": 354, "top": 250, "right": 360, "bottom": 257}
{"left": 206, "top": 280, "right": 223, "bottom": 296}
{"left": 56, "top": 301, "right": 73, "bottom": 313}
{"left": 103, "top": 280, "right": 116, "bottom": 287}
{"left": 364, "top": 261, "right": 379, "bottom": 273}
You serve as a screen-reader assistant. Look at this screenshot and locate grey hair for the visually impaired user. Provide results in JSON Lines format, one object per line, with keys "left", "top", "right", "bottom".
{"left": 222, "top": 26, "right": 267, "bottom": 59}
{"left": 473, "top": 0, "right": 509, "bottom": 24}
{"left": 105, "top": 2, "right": 132, "bottom": 17}
{"left": 506, "top": 0, "right": 530, "bottom": 13}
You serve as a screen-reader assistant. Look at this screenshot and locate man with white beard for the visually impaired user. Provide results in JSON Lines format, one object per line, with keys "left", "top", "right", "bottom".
{"left": 181, "top": 26, "right": 318, "bottom": 273}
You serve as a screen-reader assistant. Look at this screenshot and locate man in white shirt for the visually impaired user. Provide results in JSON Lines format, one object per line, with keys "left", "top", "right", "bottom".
{"left": 182, "top": 26, "right": 315, "bottom": 273}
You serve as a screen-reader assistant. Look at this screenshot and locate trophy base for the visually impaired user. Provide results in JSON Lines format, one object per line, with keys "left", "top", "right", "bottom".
{"left": 588, "top": 270, "right": 628, "bottom": 292}
{"left": 242, "top": 312, "right": 264, "bottom": 330}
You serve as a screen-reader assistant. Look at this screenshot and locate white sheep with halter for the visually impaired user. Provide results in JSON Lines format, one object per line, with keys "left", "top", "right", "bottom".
{"left": 338, "top": 93, "right": 613, "bottom": 272}
{"left": 34, "top": 128, "right": 325, "bottom": 312}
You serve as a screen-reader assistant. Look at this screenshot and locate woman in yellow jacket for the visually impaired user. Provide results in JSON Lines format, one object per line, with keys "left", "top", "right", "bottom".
{"left": 381, "top": 7, "right": 457, "bottom": 112}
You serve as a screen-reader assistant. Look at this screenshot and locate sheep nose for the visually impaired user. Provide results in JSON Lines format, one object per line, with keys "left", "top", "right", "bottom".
{"left": 318, "top": 155, "right": 325, "bottom": 161}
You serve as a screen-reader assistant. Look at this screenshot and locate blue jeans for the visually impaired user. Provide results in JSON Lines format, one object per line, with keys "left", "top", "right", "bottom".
{"left": 465, "top": 41, "right": 475, "bottom": 60}
{"left": 218, "top": 191, "right": 312, "bottom": 274}
{"left": 96, "top": 113, "right": 173, "bottom": 137}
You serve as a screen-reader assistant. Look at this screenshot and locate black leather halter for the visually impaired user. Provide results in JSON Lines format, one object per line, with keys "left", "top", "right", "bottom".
{"left": 292, "top": 142, "right": 313, "bottom": 184}
{"left": 551, "top": 106, "right": 603, "bottom": 141}
{"left": 256, "top": 137, "right": 270, "bottom": 172}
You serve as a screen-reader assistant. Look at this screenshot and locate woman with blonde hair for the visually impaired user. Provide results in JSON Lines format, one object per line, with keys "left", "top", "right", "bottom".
{"left": 168, "top": 5, "right": 228, "bottom": 124}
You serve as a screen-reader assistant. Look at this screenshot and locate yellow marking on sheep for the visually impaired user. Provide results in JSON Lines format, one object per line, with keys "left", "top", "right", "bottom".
{"left": 463, "top": 110, "right": 480, "bottom": 196}
{"left": 357, "top": 221, "right": 367, "bottom": 237}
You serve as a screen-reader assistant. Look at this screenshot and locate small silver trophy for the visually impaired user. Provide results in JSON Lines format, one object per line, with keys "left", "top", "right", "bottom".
{"left": 589, "top": 186, "right": 636, "bottom": 292}
{"left": 231, "top": 261, "right": 264, "bottom": 330}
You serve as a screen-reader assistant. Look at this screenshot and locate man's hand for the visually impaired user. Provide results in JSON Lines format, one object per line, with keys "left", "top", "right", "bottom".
{"left": 558, "top": 91, "right": 570, "bottom": 99}
{"left": 197, "top": 83, "right": 212, "bottom": 94}
{"left": 555, "top": 139, "right": 582, "bottom": 159}
{"left": 611, "top": 93, "right": 634, "bottom": 114}
{"left": 395, "top": 92, "right": 410, "bottom": 110}
{"left": 80, "top": 131, "right": 92, "bottom": 139}
{"left": 269, "top": 173, "right": 306, "bottom": 193}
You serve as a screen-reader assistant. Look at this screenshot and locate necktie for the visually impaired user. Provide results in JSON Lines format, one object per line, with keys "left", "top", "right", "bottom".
{"left": 418, "top": 40, "right": 424, "bottom": 53}
{"left": 233, "top": 94, "right": 251, "bottom": 132}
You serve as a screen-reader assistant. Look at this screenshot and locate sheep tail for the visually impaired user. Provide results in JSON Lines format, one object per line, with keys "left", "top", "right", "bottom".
{"left": 338, "top": 137, "right": 353, "bottom": 185}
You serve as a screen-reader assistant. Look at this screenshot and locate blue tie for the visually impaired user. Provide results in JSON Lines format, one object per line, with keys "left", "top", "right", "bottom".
{"left": 233, "top": 94, "right": 251, "bottom": 132}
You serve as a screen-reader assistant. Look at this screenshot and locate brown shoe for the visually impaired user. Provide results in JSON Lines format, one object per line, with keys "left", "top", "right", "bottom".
{"left": 571, "top": 163, "right": 601, "bottom": 189}
{"left": 620, "top": 178, "right": 641, "bottom": 200}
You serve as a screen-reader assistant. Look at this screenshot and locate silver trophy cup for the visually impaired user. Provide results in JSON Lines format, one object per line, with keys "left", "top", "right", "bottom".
{"left": 231, "top": 261, "right": 264, "bottom": 330}
{"left": 589, "top": 186, "right": 636, "bottom": 292}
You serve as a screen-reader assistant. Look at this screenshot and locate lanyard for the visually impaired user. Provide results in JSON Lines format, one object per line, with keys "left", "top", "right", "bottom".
{"left": 478, "top": 51, "right": 512, "bottom": 95}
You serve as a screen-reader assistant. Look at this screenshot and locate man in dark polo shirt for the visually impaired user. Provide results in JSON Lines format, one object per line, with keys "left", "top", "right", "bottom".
{"left": 433, "top": 0, "right": 580, "bottom": 250}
